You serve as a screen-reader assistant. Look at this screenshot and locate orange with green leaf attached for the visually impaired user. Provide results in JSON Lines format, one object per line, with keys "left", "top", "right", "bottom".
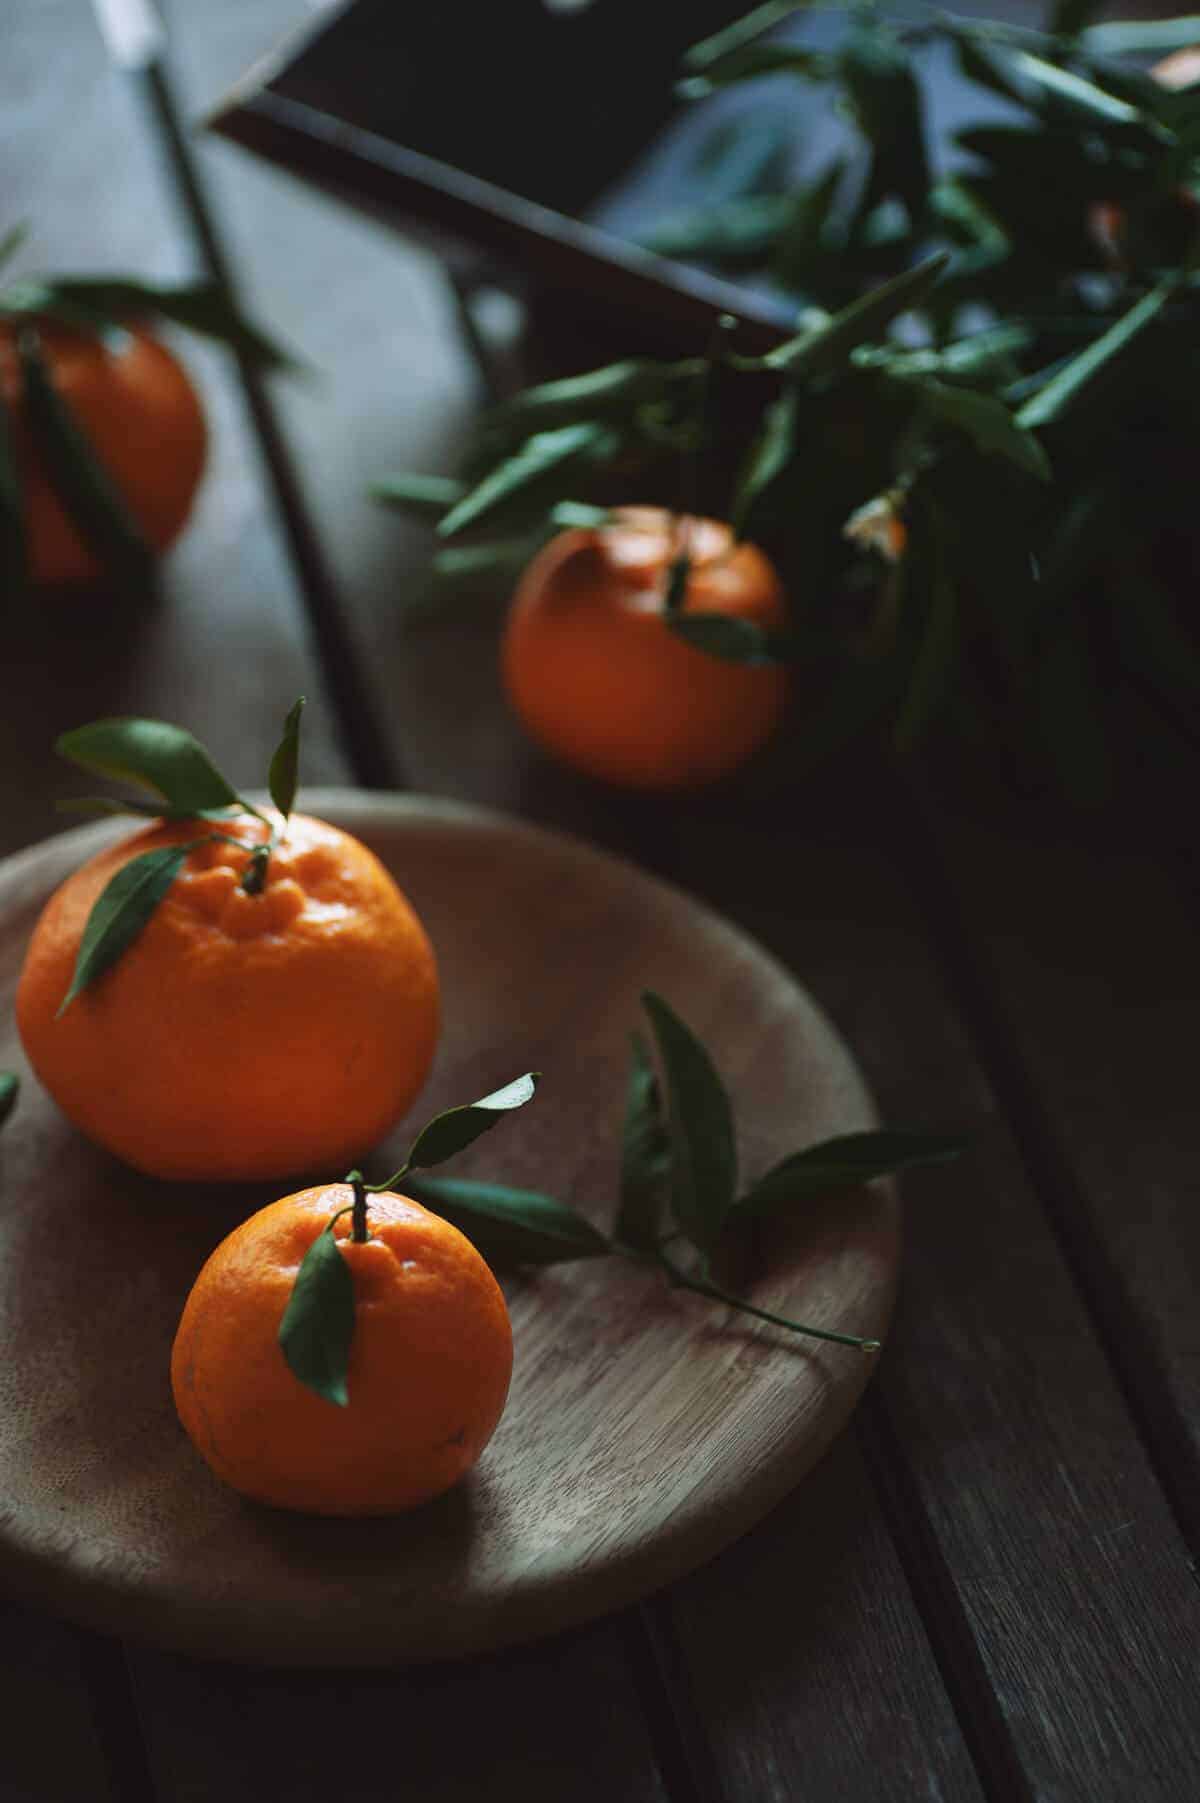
{"left": 15, "top": 702, "right": 439, "bottom": 1181}
{"left": 501, "top": 506, "right": 790, "bottom": 792}
{"left": 172, "top": 1076, "right": 539, "bottom": 1514}
{"left": 0, "top": 229, "right": 295, "bottom": 591}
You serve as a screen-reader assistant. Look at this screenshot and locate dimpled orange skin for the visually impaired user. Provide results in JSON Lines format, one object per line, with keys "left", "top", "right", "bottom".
{"left": 501, "top": 507, "right": 790, "bottom": 792}
{"left": 0, "top": 320, "right": 207, "bottom": 588}
{"left": 171, "top": 1187, "right": 513, "bottom": 1514}
{"left": 15, "top": 813, "right": 439, "bottom": 1182}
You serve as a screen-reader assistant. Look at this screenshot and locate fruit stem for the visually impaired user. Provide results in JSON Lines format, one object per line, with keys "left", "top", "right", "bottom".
{"left": 655, "top": 1247, "right": 881, "bottom": 1353}
{"left": 349, "top": 1172, "right": 369, "bottom": 1243}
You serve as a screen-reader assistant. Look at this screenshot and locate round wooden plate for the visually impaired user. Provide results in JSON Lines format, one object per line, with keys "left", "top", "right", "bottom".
{"left": 0, "top": 792, "right": 897, "bottom": 1667}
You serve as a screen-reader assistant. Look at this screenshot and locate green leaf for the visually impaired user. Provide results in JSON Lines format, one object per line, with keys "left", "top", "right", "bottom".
{"left": 0, "top": 1072, "right": 18, "bottom": 1130}
{"left": 0, "top": 382, "right": 27, "bottom": 598}
{"left": 550, "top": 500, "right": 611, "bottom": 529}
{"left": 679, "top": 42, "right": 828, "bottom": 96}
{"left": 267, "top": 697, "right": 304, "bottom": 822}
{"left": 733, "top": 1130, "right": 965, "bottom": 1219}
{"left": 485, "top": 360, "right": 692, "bottom": 436}
{"left": 405, "top": 1175, "right": 611, "bottom": 1265}
{"left": 57, "top": 844, "right": 191, "bottom": 1015}
{"left": 945, "top": 29, "right": 1031, "bottom": 109}
{"left": 56, "top": 717, "right": 243, "bottom": 815}
{"left": 756, "top": 253, "right": 950, "bottom": 376}
{"left": 55, "top": 795, "right": 199, "bottom": 820}
{"left": 770, "top": 159, "right": 848, "bottom": 293}
{"left": 1017, "top": 284, "right": 1171, "bottom": 430}
{"left": 371, "top": 472, "right": 466, "bottom": 518}
{"left": 278, "top": 1219, "right": 355, "bottom": 1407}
{"left": 1049, "top": 0, "right": 1106, "bottom": 38}
{"left": 39, "top": 278, "right": 299, "bottom": 373}
{"left": 917, "top": 381, "right": 1050, "bottom": 480}
{"left": 639, "top": 195, "right": 795, "bottom": 264}
{"left": 405, "top": 1074, "right": 541, "bottom": 1171}
{"left": 663, "top": 552, "right": 690, "bottom": 615}
{"left": 685, "top": 2, "right": 809, "bottom": 70}
{"left": 838, "top": 28, "right": 930, "bottom": 226}
{"left": 17, "top": 330, "right": 156, "bottom": 596}
{"left": 667, "top": 614, "right": 786, "bottom": 665}
{"left": 437, "top": 423, "right": 617, "bottom": 539}
{"left": 1083, "top": 17, "right": 1200, "bottom": 55}
{"left": 615, "top": 1032, "right": 670, "bottom": 1252}
{"left": 641, "top": 991, "right": 738, "bottom": 1253}
{"left": 0, "top": 223, "right": 29, "bottom": 275}
{"left": 1008, "top": 52, "right": 1146, "bottom": 128}
{"left": 731, "top": 387, "right": 799, "bottom": 535}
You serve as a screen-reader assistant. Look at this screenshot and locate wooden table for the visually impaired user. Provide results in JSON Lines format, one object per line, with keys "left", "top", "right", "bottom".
{"left": 6, "top": 5, "right": 1198, "bottom": 1798}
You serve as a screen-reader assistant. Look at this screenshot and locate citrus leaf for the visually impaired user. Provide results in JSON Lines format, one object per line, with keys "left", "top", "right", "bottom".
{"left": 56, "top": 717, "right": 242, "bottom": 815}
{"left": 267, "top": 697, "right": 304, "bottom": 822}
{"left": 550, "top": 500, "right": 611, "bottom": 529}
{"left": 431, "top": 534, "right": 549, "bottom": 588}
{"left": 1083, "top": 17, "right": 1200, "bottom": 55}
{"left": 679, "top": 42, "right": 828, "bottom": 96}
{"left": 916, "top": 380, "right": 1050, "bottom": 480}
{"left": 17, "top": 330, "right": 156, "bottom": 596}
{"left": 0, "top": 382, "right": 27, "bottom": 598}
{"left": 1017, "top": 284, "right": 1171, "bottom": 429}
{"left": 278, "top": 1219, "right": 355, "bottom": 1407}
{"left": 640, "top": 195, "right": 795, "bottom": 263}
{"left": 667, "top": 614, "right": 787, "bottom": 665}
{"left": 1048, "top": 0, "right": 1106, "bottom": 38}
{"left": 641, "top": 991, "right": 738, "bottom": 1253}
{"left": 406, "top": 1074, "right": 541, "bottom": 1171}
{"left": 370, "top": 472, "right": 466, "bottom": 518}
{"left": 732, "top": 1130, "right": 966, "bottom": 1220}
{"left": 0, "top": 223, "right": 29, "bottom": 275}
{"left": 405, "top": 1175, "right": 611, "bottom": 1265}
{"left": 437, "top": 424, "right": 617, "bottom": 539}
{"left": 1009, "top": 52, "right": 1145, "bottom": 128}
{"left": 57, "top": 844, "right": 191, "bottom": 1015}
{"left": 731, "top": 386, "right": 798, "bottom": 535}
{"left": 755, "top": 253, "right": 950, "bottom": 375}
{"left": 685, "top": 2, "right": 809, "bottom": 72}
{"left": 0, "top": 1072, "right": 18, "bottom": 1130}
{"left": 486, "top": 360, "right": 692, "bottom": 434}
{"left": 663, "top": 551, "right": 690, "bottom": 614}
{"left": 615, "top": 1032, "right": 670, "bottom": 1252}
{"left": 839, "top": 28, "right": 930, "bottom": 226}
{"left": 41, "top": 278, "right": 300, "bottom": 373}
{"left": 55, "top": 796, "right": 203, "bottom": 820}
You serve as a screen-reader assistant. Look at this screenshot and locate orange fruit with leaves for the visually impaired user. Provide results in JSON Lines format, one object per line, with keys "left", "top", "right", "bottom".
{"left": 0, "top": 320, "right": 207, "bottom": 588}
{"left": 17, "top": 813, "right": 439, "bottom": 1181}
{"left": 15, "top": 706, "right": 439, "bottom": 1181}
{"left": 501, "top": 506, "right": 789, "bottom": 792}
{"left": 172, "top": 1184, "right": 512, "bottom": 1514}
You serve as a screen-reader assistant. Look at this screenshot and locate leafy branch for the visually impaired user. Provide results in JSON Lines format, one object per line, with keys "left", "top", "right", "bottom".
{"left": 283, "top": 995, "right": 965, "bottom": 1404}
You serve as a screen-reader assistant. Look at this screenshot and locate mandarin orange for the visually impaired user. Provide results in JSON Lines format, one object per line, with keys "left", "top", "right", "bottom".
{"left": 501, "top": 507, "right": 789, "bottom": 792}
{"left": 16, "top": 812, "right": 439, "bottom": 1181}
{"left": 172, "top": 1184, "right": 513, "bottom": 1513}
{"left": 0, "top": 320, "right": 206, "bottom": 588}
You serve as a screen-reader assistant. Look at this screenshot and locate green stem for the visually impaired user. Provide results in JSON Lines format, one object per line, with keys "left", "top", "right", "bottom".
{"left": 349, "top": 1172, "right": 370, "bottom": 1243}
{"left": 363, "top": 1158, "right": 411, "bottom": 1195}
{"left": 656, "top": 1248, "right": 882, "bottom": 1353}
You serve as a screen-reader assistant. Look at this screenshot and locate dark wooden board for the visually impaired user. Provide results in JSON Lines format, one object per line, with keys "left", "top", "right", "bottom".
{"left": 0, "top": 793, "right": 894, "bottom": 1666}
{"left": 664, "top": 786, "right": 1200, "bottom": 1801}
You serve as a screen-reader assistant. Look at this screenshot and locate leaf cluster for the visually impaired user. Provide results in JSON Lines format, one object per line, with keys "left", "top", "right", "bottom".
{"left": 375, "top": 4, "right": 1200, "bottom": 798}
{"left": 0, "top": 228, "right": 297, "bottom": 601}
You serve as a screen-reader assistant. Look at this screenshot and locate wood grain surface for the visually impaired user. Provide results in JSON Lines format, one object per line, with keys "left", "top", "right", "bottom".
{"left": 0, "top": 792, "right": 896, "bottom": 1666}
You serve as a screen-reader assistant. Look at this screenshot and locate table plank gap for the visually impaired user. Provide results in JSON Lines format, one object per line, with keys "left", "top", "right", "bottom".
{"left": 891, "top": 768, "right": 1200, "bottom": 1557}
{"left": 854, "top": 1396, "right": 1032, "bottom": 1803}
{"left": 656, "top": 1434, "right": 990, "bottom": 1803}
{"left": 124, "top": 47, "right": 401, "bottom": 792}
{"left": 75, "top": 1630, "right": 162, "bottom": 1803}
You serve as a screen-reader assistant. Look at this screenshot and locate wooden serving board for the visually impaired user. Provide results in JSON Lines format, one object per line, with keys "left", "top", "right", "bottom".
{"left": 0, "top": 792, "right": 897, "bottom": 1666}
